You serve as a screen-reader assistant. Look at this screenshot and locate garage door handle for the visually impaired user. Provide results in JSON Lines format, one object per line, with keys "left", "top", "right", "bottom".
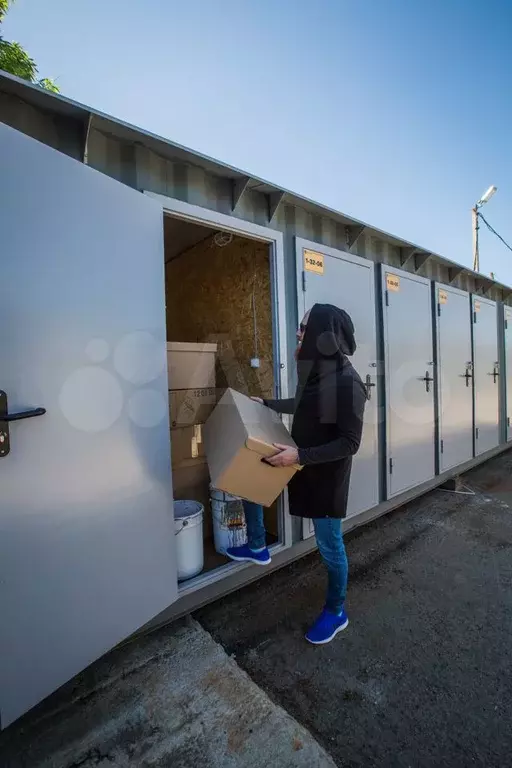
{"left": 488, "top": 370, "right": 499, "bottom": 384}
{"left": 365, "top": 374, "right": 376, "bottom": 400}
{"left": 0, "top": 391, "right": 46, "bottom": 459}
{"left": 460, "top": 370, "right": 473, "bottom": 387}
{"left": 5, "top": 407, "right": 46, "bottom": 422}
{"left": 419, "top": 372, "right": 433, "bottom": 393}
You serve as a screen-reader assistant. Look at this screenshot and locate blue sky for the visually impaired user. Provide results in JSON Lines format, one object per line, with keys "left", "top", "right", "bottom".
{"left": 4, "top": 0, "right": 512, "bottom": 281}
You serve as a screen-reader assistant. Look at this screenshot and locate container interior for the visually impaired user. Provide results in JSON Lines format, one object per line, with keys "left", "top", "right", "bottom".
{"left": 163, "top": 214, "right": 281, "bottom": 585}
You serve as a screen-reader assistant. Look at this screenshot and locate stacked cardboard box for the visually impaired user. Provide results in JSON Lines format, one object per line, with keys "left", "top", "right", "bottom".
{"left": 168, "top": 342, "right": 219, "bottom": 538}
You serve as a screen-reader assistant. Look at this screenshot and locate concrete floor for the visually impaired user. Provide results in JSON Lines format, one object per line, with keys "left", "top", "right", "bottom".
{"left": 197, "top": 450, "right": 512, "bottom": 767}
{"left": 0, "top": 618, "right": 335, "bottom": 768}
{"left": 2, "top": 450, "right": 512, "bottom": 767}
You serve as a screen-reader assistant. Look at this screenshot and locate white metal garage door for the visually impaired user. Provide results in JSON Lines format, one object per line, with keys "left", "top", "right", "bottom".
{"left": 0, "top": 123, "right": 178, "bottom": 728}
{"left": 505, "top": 307, "right": 512, "bottom": 442}
{"left": 435, "top": 284, "right": 473, "bottom": 472}
{"left": 296, "top": 238, "right": 379, "bottom": 531}
{"left": 382, "top": 268, "right": 435, "bottom": 498}
{"left": 473, "top": 296, "right": 500, "bottom": 455}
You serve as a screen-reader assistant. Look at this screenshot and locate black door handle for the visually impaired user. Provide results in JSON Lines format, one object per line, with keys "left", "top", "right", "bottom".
{"left": 487, "top": 370, "right": 499, "bottom": 384}
{"left": 419, "top": 371, "right": 433, "bottom": 393}
{"left": 0, "top": 391, "right": 46, "bottom": 459}
{"left": 365, "top": 374, "right": 376, "bottom": 400}
{"left": 460, "top": 367, "right": 473, "bottom": 387}
{"left": 5, "top": 407, "right": 46, "bottom": 422}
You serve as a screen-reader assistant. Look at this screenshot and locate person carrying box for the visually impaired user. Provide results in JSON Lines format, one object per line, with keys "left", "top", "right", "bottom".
{"left": 226, "top": 304, "right": 366, "bottom": 645}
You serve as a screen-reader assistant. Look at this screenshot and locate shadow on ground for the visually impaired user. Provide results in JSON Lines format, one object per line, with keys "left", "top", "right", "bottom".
{"left": 196, "top": 450, "right": 512, "bottom": 768}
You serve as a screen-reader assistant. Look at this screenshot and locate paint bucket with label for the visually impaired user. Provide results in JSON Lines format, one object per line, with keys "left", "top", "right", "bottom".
{"left": 210, "top": 487, "right": 247, "bottom": 555}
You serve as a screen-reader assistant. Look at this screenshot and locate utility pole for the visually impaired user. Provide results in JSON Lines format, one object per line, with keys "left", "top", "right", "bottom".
{"left": 472, "top": 185, "right": 497, "bottom": 273}
{"left": 472, "top": 206, "right": 480, "bottom": 272}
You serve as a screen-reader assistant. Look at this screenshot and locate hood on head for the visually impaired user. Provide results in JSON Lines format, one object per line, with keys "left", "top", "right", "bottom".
{"left": 299, "top": 303, "right": 356, "bottom": 362}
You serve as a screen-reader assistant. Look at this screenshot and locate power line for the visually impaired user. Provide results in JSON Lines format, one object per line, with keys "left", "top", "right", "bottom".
{"left": 478, "top": 211, "right": 512, "bottom": 255}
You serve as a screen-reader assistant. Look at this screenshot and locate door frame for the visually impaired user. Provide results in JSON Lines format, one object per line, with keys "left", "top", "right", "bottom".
{"left": 294, "top": 237, "right": 379, "bottom": 540}
{"left": 381, "top": 265, "right": 434, "bottom": 500}
{"left": 434, "top": 282, "right": 473, "bottom": 472}
{"left": 143, "top": 191, "right": 293, "bottom": 589}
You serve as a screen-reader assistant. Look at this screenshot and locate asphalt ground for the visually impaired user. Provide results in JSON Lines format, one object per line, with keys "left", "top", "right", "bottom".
{"left": 197, "top": 450, "right": 512, "bottom": 767}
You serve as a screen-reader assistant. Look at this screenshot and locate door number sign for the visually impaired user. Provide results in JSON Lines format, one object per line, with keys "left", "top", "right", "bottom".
{"left": 386, "top": 273, "right": 400, "bottom": 292}
{"left": 304, "top": 249, "right": 325, "bottom": 275}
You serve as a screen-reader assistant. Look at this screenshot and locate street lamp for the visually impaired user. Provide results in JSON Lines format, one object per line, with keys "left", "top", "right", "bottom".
{"left": 473, "top": 185, "right": 497, "bottom": 272}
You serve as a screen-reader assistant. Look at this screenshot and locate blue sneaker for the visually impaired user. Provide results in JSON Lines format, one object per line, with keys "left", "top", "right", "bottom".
{"left": 226, "top": 544, "right": 271, "bottom": 566}
{"left": 305, "top": 608, "right": 349, "bottom": 645}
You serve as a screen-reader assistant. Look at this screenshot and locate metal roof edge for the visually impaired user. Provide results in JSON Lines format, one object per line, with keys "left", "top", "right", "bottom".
{"left": 1, "top": 69, "right": 510, "bottom": 296}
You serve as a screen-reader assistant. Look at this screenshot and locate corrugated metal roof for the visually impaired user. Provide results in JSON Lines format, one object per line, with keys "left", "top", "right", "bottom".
{"left": 0, "top": 69, "right": 509, "bottom": 297}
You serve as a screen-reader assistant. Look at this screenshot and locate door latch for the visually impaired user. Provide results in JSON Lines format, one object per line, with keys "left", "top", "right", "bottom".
{"left": 419, "top": 371, "right": 433, "bottom": 393}
{"left": 0, "top": 390, "right": 46, "bottom": 459}
{"left": 461, "top": 362, "right": 473, "bottom": 387}
{"left": 487, "top": 363, "right": 500, "bottom": 384}
{"left": 365, "top": 374, "right": 376, "bottom": 401}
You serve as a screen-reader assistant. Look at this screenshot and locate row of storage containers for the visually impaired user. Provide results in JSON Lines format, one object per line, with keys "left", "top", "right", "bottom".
{"left": 2, "top": 86, "right": 512, "bottom": 730}
{"left": 296, "top": 239, "right": 511, "bottom": 530}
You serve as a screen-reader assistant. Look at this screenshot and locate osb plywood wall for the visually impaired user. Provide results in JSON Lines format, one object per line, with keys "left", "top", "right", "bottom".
{"left": 166, "top": 235, "right": 274, "bottom": 398}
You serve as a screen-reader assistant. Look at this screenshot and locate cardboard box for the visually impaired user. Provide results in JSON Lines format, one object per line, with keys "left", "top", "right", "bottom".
{"left": 203, "top": 389, "right": 300, "bottom": 508}
{"left": 167, "top": 342, "right": 217, "bottom": 391}
{"left": 170, "top": 424, "right": 205, "bottom": 467}
{"left": 169, "top": 387, "right": 220, "bottom": 428}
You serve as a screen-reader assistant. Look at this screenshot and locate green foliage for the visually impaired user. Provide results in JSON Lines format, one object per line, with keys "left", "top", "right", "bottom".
{"left": 38, "top": 76, "right": 59, "bottom": 93}
{"left": 0, "top": 39, "right": 37, "bottom": 81}
{"left": 0, "top": 0, "right": 59, "bottom": 92}
{"left": 0, "top": 0, "right": 9, "bottom": 23}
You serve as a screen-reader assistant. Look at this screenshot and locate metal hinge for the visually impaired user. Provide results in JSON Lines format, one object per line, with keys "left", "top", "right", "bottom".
{"left": 473, "top": 311, "right": 477, "bottom": 324}
{"left": 508, "top": 417, "right": 510, "bottom": 427}
{"left": 385, "top": 290, "right": 389, "bottom": 307}
{"left": 475, "top": 427, "right": 479, "bottom": 440}
{"left": 505, "top": 319, "right": 508, "bottom": 330}
{"left": 440, "top": 439, "right": 444, "bottom": 453}
{"left": 437, "top": 303, "right": 441, "bottom": 317}
{"left": 389, "top": 457, "right": 394, "bottom": 474}
{"left": 302, "top": 270, "right": 307, "bottom": 292}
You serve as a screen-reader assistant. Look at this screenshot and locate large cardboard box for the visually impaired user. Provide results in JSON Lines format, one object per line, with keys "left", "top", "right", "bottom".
{"left": 167, "top": 342, "right": 217, "bottom": 391}
{"left": 171, "top": 424, "right": 205, "bottom": 466}
{"left": 169, "top": 387, "right": 220, "bottom": 428}
{"left": 203, "top": 389, "right": 300, "bottom": 507}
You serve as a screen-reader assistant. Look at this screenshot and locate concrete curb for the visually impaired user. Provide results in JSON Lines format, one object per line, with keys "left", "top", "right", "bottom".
{"left": 1, "top": 618, "right": 336, "bottom": 768}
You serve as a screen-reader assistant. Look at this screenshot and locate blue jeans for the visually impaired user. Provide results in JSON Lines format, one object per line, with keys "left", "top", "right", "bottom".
{"left": 243, "top": 500, "right": 267, "bottom": 550}
{"left": 312, "top": 518, "right": 348, "bottom": 615}
{"left": 242, "top": 502, "right": 348, "bottom": 614}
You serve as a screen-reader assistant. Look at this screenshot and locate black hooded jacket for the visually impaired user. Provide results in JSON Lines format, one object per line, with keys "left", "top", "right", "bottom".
{"left": 265, "top": 303, "right": 366, "bottom": 519}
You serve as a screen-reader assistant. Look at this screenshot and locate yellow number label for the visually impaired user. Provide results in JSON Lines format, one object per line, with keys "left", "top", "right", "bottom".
{"left": 304, "top": 249, "right": 325, "bottom": 275}
{"left": 439, "top": 289, "right": 448, "bottom": 304}
{"left": 386, "top": 273, "right": 400, "bottom": 292}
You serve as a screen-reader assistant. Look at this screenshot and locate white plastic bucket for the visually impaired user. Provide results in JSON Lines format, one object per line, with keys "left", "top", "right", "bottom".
{"left": 210, "top": 488, "right": 247, "bottom": 555}
{"left": 174, "top": 500, "right": 204, "bottom": 581}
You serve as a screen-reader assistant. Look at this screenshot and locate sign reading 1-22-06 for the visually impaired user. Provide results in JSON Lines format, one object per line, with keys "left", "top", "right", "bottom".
{"left": 304, "top": 249, "right": 325, "bottom": 275}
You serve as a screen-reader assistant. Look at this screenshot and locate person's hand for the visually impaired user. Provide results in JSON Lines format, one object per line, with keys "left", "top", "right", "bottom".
{"left": 251, "top": 397, "right": 264, "bottom": 405}
{"left": 266, "top": 443, "right": 299, "bottom": 467}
